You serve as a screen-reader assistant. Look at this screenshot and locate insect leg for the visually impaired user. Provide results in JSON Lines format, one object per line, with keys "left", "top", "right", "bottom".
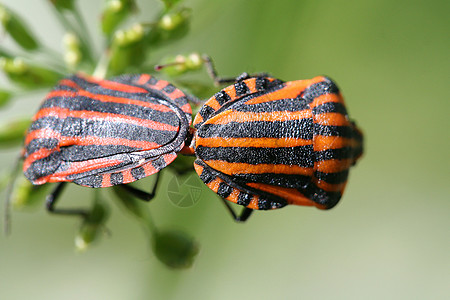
{"left": 118, "top": 172, "right": 161, "bottom": 202}
{"left": 202, "top": 55, "right": 251, "bottom": 85}
{"left": 46, "top": 182, "right": 89, "bottom": 217}
{"left": 219, "top": 197, "right": 254, "bottom": 222}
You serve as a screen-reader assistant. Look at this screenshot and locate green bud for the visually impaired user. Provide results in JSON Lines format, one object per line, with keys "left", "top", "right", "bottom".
{"left": 11, "top": 178, "right": 49, "bottom": 210}
{"left": 152, "top": 230, "right": 199, "bottom": 269}
{"left": 0, "top": 57, "right": 62, "bottom": 88}
{"left": 157, "top": 52, "right": 202, "bottom": 76}
{"left": 63, "top": 33, "right": 82, "bottom": 68}
{"left": 49, "top": 0, "right": 75, "bottom": 11}
{"left": 0, "top": 4, "right": 39, "bottom": 50}
{"left": 0, "top": 118, "right": 30, "bottom": 147}
{"left": 0, "top": 90, "right": 12, "bottom": 108}
{"left": 109, "top": 24, "right": 146, "bottom": 74}
{"left": 101, "top": 0, "right": 136, "bottom": 36}
{"left": 149, "top": 7, "right": 191, "bottom": 45}
{"left": 75, "top": 192, "right": 109, "bottom": 251}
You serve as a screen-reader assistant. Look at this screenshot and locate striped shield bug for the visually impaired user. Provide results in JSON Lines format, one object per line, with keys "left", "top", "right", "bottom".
{"left": 11, "top": 57, "right": 363, "bottom": 224}
{"left": 20, "top": 73, "right": 193, "bottom": 217}
{"left": 188, "top": 73, "right": 363, "bottom": 221}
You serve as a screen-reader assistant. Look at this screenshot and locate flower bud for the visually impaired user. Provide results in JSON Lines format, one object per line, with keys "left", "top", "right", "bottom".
{"left": 152, "top": 230, "right": 199, "bottom": 269}
{"left": 11, "top": 178, "right": 49, "bottom": 210}
{"left": 101, "top": 0, "right": 136, "bottom": 36}
{"left": 75, "top": 192, "right": 109, "bottom": 251}
{"left": 109, "top": 24, "right": 146, "bottom": 74}
{"left": 0, "top": 57, "right": 61, "bottom": 88}
{"left": 63, "top": 33, "right": 82, "bottom": 68}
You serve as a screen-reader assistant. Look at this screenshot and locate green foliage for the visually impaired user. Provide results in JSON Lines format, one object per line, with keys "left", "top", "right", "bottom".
{"left": 0, "top": 0, "right": 209, "bottom": 268}
{"left": 0, "top": 4, "right": 39, "bottom": 50}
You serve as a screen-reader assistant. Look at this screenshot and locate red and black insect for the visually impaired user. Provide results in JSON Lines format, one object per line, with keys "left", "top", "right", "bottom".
{"left": 19, "top": 62, "right": 363, "bottom": 222}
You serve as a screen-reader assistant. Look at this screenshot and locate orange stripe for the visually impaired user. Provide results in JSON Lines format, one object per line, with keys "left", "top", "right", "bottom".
{"left": 23, "top": 148, "right": 55, "bottom": 171}
{"left": 314, "top": 112, "right": 349, "bottom": 126}
{"left": 244, "top": 77, "right": 325, "bottom": 105}
{"left": 148, "top": 79, "right": 168, "bottom": 90}
{"left": 40, "top": 158, "right": 124, "bottom": 183}
{"left": 122, "top": 169, "right": 134, "bottom": 184}
{"left": 58, "top": 135, "right": 160, "bottom": 149}
{"left": 246, "top": 183, "right": 322, "bottom": 208}
{"left": 58, "top": 79, "right": 80, "bottom": 89}
{"left": 102, "top": 173, "right": 111, "bottom": 187}
{"left": 315, "top": 159, "right": 353, "bottom": 173}
{"left": 315, "top": 180, "right": 347, "bottom": 193}
{"left": 86, "top": 76, "right": 150, "bottom": 94}
{"left": 246, "top": 196, "right": 260, "bottom": 210}
{"left": 34, "top": 107, "right": 178, "bottom": 131}
{"left": 226, "top": 188, "right": 240, "bottom": 203}
{"left": 136, "top": 74, "right": 151, "bottom": 85}
{"left": 206, "top": 177, "right": 222, "bottom": 193}
{"left": 196, "top": 136, "right": 312, "bottom": 148}
{"left": 193, "top": 114, "right": 204, "bottom": 127}
{"left": 205, "top": 109, "right": 311, "bottom": 125}
{"left": 45, "top": 89, "right": 174, "bottom": 113}
{"left": 313, "top": 136, "right": 358, "bottom": 151}
{"left": 244, "top": 78, "right": 257, "bottom": 93}
{"left": 204, "top": 160, "right": 313, "bottom": 176}
{"left": 223, "top": 84, "right": 236, "bottom": 99}
{"left": 25, "top": 128, "right": 61, "bottom": 145}
{"left": 168, "top": 89, "right": 185, "bottom": 99}
{"left": 142, "top": 161, "right": 158, "bottom": 176}
{"left": 309, "top": 93, "right": 343, "bottom": 109}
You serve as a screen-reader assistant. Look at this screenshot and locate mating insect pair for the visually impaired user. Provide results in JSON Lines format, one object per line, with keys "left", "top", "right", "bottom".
{"left": 19, "top": 59, "right": 363, "bottom": 223}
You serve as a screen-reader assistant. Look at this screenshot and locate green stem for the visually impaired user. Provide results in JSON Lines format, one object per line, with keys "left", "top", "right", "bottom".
{"left": 92, "top": 50, "right": 110, "bottom": 79}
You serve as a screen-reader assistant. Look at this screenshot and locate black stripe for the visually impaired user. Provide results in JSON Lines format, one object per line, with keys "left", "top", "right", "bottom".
{"left": 302, "top": 183, "right": 341, "bottom": 208}
{"left": 254, "top": 77, "right": 269, "bottom": 91}
{"left": 55, "top": 84, "right": 78, "bottom": 92}
{"left": 197, "top": 145, "right": 314, "bottom": 167}
{"left": 60, "top": 145, "right": 141, "bottom": 162}
{"left": 233, "top": 98, "right": 310, "bottom": 113}
{"left": 69, "top": 75, "right": 176, "bottom": 104}
{"left": 110, "top": 172, "right": 124, "bottom": 185}
{"left": 73, "top": 174, "right": 103, "bottom": 188}
{"left": 197, "top": 119, "right": 313, "bottom": 140}
{"left": 312, "top": 102, "right": 347, "bottom": 115}
{"left": 314, "top": 147, "right": 354, "bottom": 161}
{"left": 41, "top": 96, "right": 181, "bottom": 127}
{"left": 234, "top": 173, "right": 312, "bottom": 189}
{"left": 131, "top": 166, "right": 146, "bottom": 180}
{"left": 162, "top": 83, "right": 176, "bottom": 94}
{"left": 300, "top": 78, "right": 339, "bottom": 104}
{"left": 215, "top": 90, "right": 231, "bottom": 106}
{"left": 151, "top": 156, "right": 167, "bottom": 170}
{"left": 314, "top": 170, "right": 349, "bottom": 184}
{"left": 234, "top": 81, "right": 250, "bottom": 97}
{"left": 143, "top": 76, "right": 158, "bottom": 85}
{"left": 196, "top": 105, "right": 215, "bottom": 128}
{"left": 198, "top": 163, "right": 215, "bottom": 184}
{"left": 217, "top": 182, "right": 233, "bottom": 198}
{"left": 29, "top": 116, "right": 178, "bottom": 147}
{"left": 237, "top": 192, "right": 252, "bottom": 206}
{"left": 24, "top": 152, "right": 63, "bottom": 182}
{"left": 314, "top": 123, "right": 354, "bottom": 138}
{"left": 25, "top": 138, "right": 59, "bottom": 155}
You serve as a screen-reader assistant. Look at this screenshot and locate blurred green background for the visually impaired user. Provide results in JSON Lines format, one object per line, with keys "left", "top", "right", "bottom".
{"left": 1, "top": 0, "right": 449, "bottom": 299}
